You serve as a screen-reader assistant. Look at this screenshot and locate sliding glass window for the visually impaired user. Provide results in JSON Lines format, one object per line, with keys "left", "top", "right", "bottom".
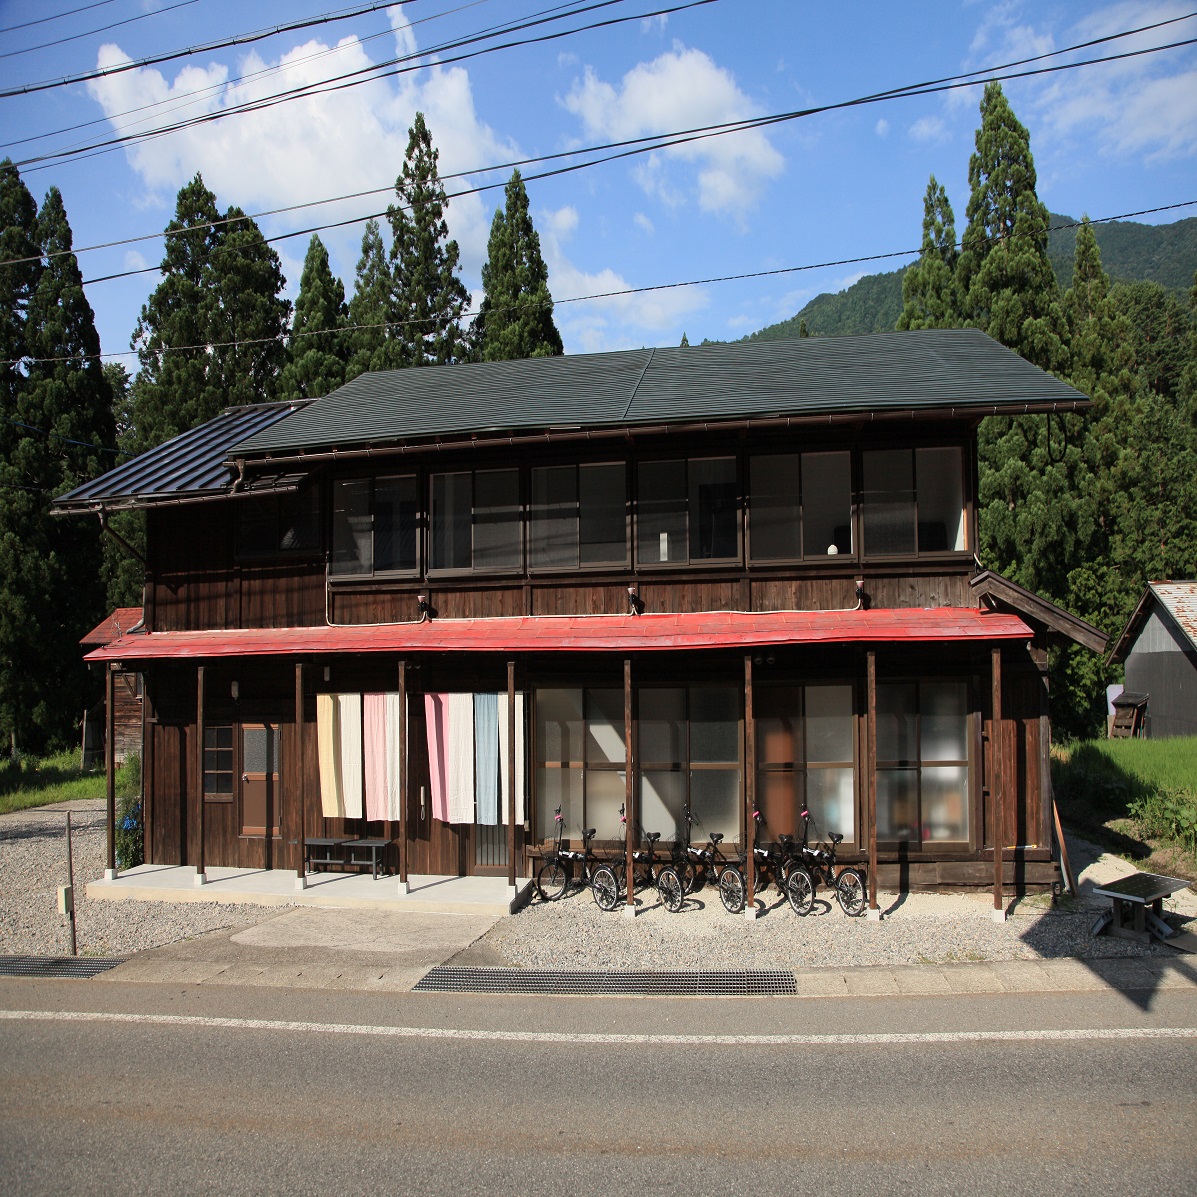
{"left": 637, "top": 457, "right": 738, "bottom": 566}
{"left": 876, "top": 680, "right": 970, "bottom": 845}
{"left": 530, "top": 462, "right": 627, "bottom": 570}
{"left": 749, "top": 451, "right": 852, "bottom": 561}
{"left": 430, "top": 468, "right": 521, "bottom": 572}
{"left": 331, "top": 475, "right": 418, "bottom": 576}
{"left": 862, "top": 447, "right": 965, "bottom": 557}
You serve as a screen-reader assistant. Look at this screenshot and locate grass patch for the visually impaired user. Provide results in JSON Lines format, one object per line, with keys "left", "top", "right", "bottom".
{"left": 0, "top": 750, "right": 139, "bottom": 815}
{"left": 1053, "top": 737, "right": 1197, "bottom": 881}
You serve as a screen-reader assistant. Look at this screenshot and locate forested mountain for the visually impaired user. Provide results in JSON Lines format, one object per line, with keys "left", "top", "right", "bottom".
{"left": 748, "top": 213, "right": 1196, "bottom": 342}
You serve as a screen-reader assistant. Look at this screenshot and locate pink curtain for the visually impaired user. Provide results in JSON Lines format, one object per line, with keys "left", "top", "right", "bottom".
{"left": 363, "top": 693, "right": 388, "bottom": 822}
{"left": 424, "top": 692, "right": 450, "bottom": 823}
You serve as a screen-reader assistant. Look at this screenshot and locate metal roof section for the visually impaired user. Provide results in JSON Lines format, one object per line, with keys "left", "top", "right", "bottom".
{"left": 80, "top": 607, "right": 144, "bottom": 647}
{"left": 230, "top": 330, "right": 1089, "bottom": 459}
{"left": 52, "top": 401, "right": 311, "bottom": 513}
{"left": 1107, "top": 581, "right": 1197, "bottom": 664}
{"left": 84, "top": 607, "right": 1033, "bottom": 663}
{"left": 970, "top": 570, "right": 1109, "bottom": 653}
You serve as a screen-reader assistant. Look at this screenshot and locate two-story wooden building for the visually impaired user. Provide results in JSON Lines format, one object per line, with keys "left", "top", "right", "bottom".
{"left": 56, "top": 330, "right": 1106, "bottom": 912}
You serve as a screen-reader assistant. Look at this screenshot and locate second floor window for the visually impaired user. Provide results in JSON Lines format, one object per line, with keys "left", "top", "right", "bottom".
{"left": 637, "top": 456, "right": 738, "bottom": 565}
{"left": 431, "top": 468, "right": 521, "bottom": 571}
{"left": 331, "top": 475, "right": 418, "bottom": 576}
{"left": 862, "top": 447, "right": 965, "bottom": 556}
{"left": 530, "top": 462, "right": 627, "bottom": 570}
{"left": 749, "top": 451, "right": 852, "bottom": 561}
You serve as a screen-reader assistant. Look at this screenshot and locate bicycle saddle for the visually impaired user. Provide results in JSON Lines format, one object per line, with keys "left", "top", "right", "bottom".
{"left": 710, "top": 833, "right": 724, "bottom": 844}
{"left": 584, "top": 828, "right": 597, "bottom": 841}
{"left": 647, "top": 831, "right": 661, "bottom": 842}
{"left": 778, "top": 834, "right": 793, "bottom": 846}
{"left": 830, "top": 833, "right": 844, "bottom": 845}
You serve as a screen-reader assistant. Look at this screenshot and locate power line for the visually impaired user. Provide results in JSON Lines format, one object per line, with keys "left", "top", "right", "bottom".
{"left": 2, "top": 0, "right": 428, "bottom": 97}
{"left": 5, "top": 419, "right": 127, "bottom": 457}
{"left": 6, "top": 200, "right": 1193, "bottom": 369}
{"left": 0, "top": 0, "right": 199, "bottom": 62}
{"left": 0, "top": 0, "right": 118, "bottom": 36}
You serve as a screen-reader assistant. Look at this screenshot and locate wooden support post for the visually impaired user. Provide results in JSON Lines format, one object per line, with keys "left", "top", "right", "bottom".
{"left": 867, "top": 650, "right": 879, "bottom": 916}
{"left": 195, "top": 665, "right": 206, "bottom": 883}
{"left": 105, "top": 664, "right": 116, "bottom": 878}
{"left": 992, "top": 645, "right": 1004, "bottom": 920}
{"left": 295, "top": 663, "right": 306, "bottom": 885}
{"left": 398, "top": 660, "right": 409, "bottom": 888}
{"left": 624, "top": 658, "right": 635, "bottom": 916}
{"left": 142, "top": 673, "right": 154, "bottom": 868}
{"left": 507, "top": 659, "right": 517, "bottom": 890}
{"left": 745, "top": 654, "right": 756, "bottom": 919}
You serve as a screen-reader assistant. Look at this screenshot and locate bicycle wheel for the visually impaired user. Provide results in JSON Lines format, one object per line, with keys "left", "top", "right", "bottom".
{"left": 785, "top": 866, "right": 815, "bottom": 916}
{"left": 591, "top": 865, "right": 620, "bottom": 911}
{"left": 836, "top": 868, "right": 867, "bottom": 916}
{"left": 658, "top": 867, "right": 685, "bottom": 913}
{"left": 536, "top": 858, "right": 570, "bottom": 901}
{"left": 674, "top": 858, "right": 696, "bottom": 895}
{"left": 718, "top": 866, "right": 745, "bottom": 914}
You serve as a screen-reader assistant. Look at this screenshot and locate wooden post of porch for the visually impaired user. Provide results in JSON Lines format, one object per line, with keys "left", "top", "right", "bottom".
{"left": 507, "top": 659, "right": 517, "bottom": 893}
{"left": 624, "top": 657, "right": 635, "bottom": 918}
{"left": 195, "top": 665, "right": 206, "bottom": 885}
{"left": 744, "top": 653, "right": 756, "bottom": 920}
{"left": 104, "top": 663, "right": 117, "bottom": 879}
{"left": 867, "top": 650, "right": 879, "bottom": 917}
{"left": 295, "top": 662, "right": 306, "bottom": 889}
{"left": 398, "top": 660, "right": 409, "bottom": 892}
{"left": 992, "top": 645, "right": 1005, "bottom": 921}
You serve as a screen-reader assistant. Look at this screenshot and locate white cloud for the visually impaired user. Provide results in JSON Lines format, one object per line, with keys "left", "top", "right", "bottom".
{"left": 874, "top": 118, "right": 889, "bottom": 137}
{"left": 123, "top": 249, "right": 149, "bottom": 272}
{"left": 85, "top": 31, "right": 519, "bottom": 296}
{"left": 633, "top": 212, "right": 655, "bottom": 235}
{"left": 908, "top": 116, "right": 948, "bottom": 143}
{"left": 641, "top": 14, "right": 668, "bottom": 33}
{"left": 561, "top": 44, "right": 784, "bottom": 219}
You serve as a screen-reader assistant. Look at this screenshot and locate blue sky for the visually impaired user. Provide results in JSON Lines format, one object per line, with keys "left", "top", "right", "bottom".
{"left": 4, "top": 0, "right": 1196, "bottom": 365}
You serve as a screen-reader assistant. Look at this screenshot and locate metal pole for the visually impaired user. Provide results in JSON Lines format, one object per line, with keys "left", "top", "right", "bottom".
{"left": 105, "top": 664, "right": 116, "bottom": 878}
{"left": 745, "top": 654, "right": 756, "bottom": 920}
{"left": 867, "top": 650, "right": 879, "bottom": 915}
{"left": 992, "top": 645, "right": 1004, "bottom": 920}
{"left": 507, "top": 660, "right": 517, "bottom": 890}
{"left": 398, "top": 660, "right": 408, "bottom": 889}
{"left": 65, "top": 810, "right": 77, "bottom": 957}
{"left": 624, "top": 658, "right": 634, "bottom": 916}
{"left": 295, "top": 663, "right": 306, "bottom": 887}
{"left": 195, "top": 665, "right": 205, "bottom": 884}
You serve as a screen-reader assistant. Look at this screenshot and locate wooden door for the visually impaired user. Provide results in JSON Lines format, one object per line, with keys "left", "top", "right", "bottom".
{"left": 240, "top": 723, "right": 281, "bottom": 868}
{"left": 404, "top": 702, "right": 467, "bottom": 876}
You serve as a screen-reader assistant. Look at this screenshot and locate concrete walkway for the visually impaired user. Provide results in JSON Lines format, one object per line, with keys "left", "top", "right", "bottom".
{"left": 87, "top": 863, "right": 533, "bottom": 916}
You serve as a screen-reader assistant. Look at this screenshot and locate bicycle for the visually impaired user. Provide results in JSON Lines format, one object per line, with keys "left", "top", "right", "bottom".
{"left": 606, "top": 807, "right": 687, "bottom": 913}
{"left": 752, "top": 809, "right": 815, "bottom": 916}
{"left": 684, "top": 824, "right": 751, "bottom": 914}
{"left": 797, "top": 805, "right": 867, "bottom": 916}
{"left": 535, "top": 808, "right": 621, "bottom": 911}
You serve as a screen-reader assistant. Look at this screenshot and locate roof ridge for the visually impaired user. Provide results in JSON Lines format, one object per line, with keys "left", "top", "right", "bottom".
{"left": 622, "top": 347, "right": 655, "bottom": 421}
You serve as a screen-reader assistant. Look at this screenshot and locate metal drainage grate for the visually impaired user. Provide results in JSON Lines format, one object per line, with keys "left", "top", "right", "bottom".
{"left": 0, "top": 955, "right": 125, "bottom": 979}
{"left": 414, "top": 967, "right": 797, "bottom": 995}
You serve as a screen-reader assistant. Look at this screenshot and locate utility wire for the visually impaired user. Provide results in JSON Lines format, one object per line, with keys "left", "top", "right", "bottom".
{"left": 0, "top": 0, "right": 118, "bottom": 36}
{"left": 6, "top": 200, "right": 1193, "bottom": 369}
{"left": 5, "top": 11, "right": 1192, "bottom": 271}
{"left": 2, "top": 0, "right": 429, "bottom": 96}
{"left": 0, "top": 0, "right": 199, "bottom": 61}
{"left": 5, "top": 419, "right": 127, "bottom": 457}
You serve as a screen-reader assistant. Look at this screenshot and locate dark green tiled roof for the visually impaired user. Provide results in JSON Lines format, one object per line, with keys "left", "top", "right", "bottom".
{"left": 229, "top": 328, "right": 1085, "bottom": 457}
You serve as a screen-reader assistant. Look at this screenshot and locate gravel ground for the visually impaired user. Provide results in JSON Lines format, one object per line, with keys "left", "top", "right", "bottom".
{"left": 0, "top": 800, "right": 272, "bottom": 958}
{"left": 2, "top": 798, "right": 1194, "bottom": 968}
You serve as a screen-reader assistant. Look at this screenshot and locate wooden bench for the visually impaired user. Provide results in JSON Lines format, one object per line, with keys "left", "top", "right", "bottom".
{"left": 304, "top": 837, "right": 392, "bottom": 879}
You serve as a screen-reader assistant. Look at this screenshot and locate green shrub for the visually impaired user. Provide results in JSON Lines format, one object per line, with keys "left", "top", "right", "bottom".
{"left": 114, "top": 784, "right": 144, "bottom": 870}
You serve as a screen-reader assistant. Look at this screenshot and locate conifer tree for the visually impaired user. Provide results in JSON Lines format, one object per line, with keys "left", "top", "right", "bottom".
{"left": 679, "top": 332, "right": 689, "bottom": 347}
{"left": 956, "top": 83, "right": 1067, "bottom": 374}
{"left": 897, "top": 175, "right": 961, "bottom": 330}
{"left": 278, "top": 234, "right": 349, "bottom": 401}
{"left": 474, "top": 170, "right": 562, "bottom": 362}
{"left": 0, "top": 183, "right": 114, "bottom": 752}
{"left": 387, "top": 113, "right": 470, "bottom": 367}
{"left": 128, "top": 175, "right": 289, "bottom": 454}
{"left": 345, "top": 219, "right": 403, "bottom": 383}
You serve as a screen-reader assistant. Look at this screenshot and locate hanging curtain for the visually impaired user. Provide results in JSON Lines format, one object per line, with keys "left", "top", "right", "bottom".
{"left": 363, "top": 693, "right": 388, "bottom": 822}
{"left": 338, "top": 692, "right": 363, "bottom": 819}
{"left": 497, "top": 692, "right": 527, "bottom": 825}
{"left": 424, "top": 693, "right": 450, "bottom": 823}
{"left": 474, "top": 692, "right": 499, "bottom": 826}
{"left": 447, "top": 692, "right": 475, "bottom": 825}
{"left": 316, "top": 693, "right": 343, "bottom": 819}
{"left": 385, "top": 691, "right": 403, "bottom": 822}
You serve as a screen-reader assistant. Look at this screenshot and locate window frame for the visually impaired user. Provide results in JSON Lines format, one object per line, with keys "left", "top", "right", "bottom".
{"left": 528, "top": 459, "right": 629, "bottom": 574}
{"left": 235, "top": 487, "right": 323, "bottom": 562}
{"left": 202, "top": 724, "right": 234, "bottom": 803}
{"left": 635, "top": 454, "right": 741, "bottom": 569}
{"left": 428, "top": 466, "right": 524, "bottom": 576}
{"left": 747, "top": 450, "right": 855, "bottom": 565}
{"left": 859, "top": 443, "right": 969, "bottom": 561}
{"left": 329, "top": 472, "right": 421, "bottom": 579}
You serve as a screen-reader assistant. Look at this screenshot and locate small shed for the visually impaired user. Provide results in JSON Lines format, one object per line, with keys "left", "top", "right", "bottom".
{"left": 1107, "top": 583, "right": 1197, "bottom": 739}
{"left": 81, "top": 608, "right": 144, "bottom": 766}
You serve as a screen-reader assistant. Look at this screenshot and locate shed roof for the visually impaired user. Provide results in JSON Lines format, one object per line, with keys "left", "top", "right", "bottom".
{"left": 1107, "top": 582, "right": 1197, "bottom": 664}
{"left": 52, "top": 401, "right": 309, "bottom": 514}
{"left": 230, "top": 329, "right": 1088, "bottom": 458}
{"left": 83, "top": 607, "right": 1032, "bottom": 663}
{"left": 80, "top": 607, "right": 144, "bottom": 647}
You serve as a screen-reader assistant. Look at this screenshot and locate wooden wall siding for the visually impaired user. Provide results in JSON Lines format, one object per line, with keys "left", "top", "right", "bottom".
{"left": 531, "top": 585, "right": 628, "bottom": 616}
{"left": 112, "top": 672, "right": 142, "bottom": 763}
{"left": 434, "top": 587, "right": 526, "bottom": 620}
{"left": 875, "top": 857, "right": 1059, "bottom": 891}
{"left": 640, "top": 580, "right": 741, "bottom": 614}
{"left": 147, "top": 721, "right": 189, "bottom": 866}
{"left": 239, "top": 562, "right": 325, "bottom": 628}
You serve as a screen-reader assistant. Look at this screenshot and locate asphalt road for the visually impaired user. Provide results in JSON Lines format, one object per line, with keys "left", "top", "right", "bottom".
{"left": 1, "top": 979, "right": 1194, "bottom": 1196}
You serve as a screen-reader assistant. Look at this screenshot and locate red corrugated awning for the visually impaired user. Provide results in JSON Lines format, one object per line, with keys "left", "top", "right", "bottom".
{"left": 84, "top": 607, "right": 1031, "bottom": 663}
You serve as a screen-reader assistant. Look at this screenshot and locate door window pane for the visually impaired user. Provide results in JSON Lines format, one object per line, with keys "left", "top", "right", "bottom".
{"left": 690, "top": 457, "right": 738, "bottom": 560}
{"left": 807, "top": 767, "right": 853, "bottom": 839}
{"left": 641, "top": 770, "right": 685, "bottom": 840}
{"left": 749, "top": 454, "right": 800, "bottom": 561}
{"left": 922, "top": 682, "right": 969, "bottom": 761}
{"left": 474, "top": 469, "right": 521, "bottom": 570}
{"left": 535, "top": 689, "right": 584, "bottom": 763}
{"left": 374, "top": 476, "right": 418, "bottom": 572}
{"left": 579, "top": 463, "right": 626, "bottom": 565}
{"left": 638, "top": 689, "right": 686, "bottom": 764}
{"left": 876, "top": 769, "right": 918, "bottom": 840}
{"left": 803, "top": 451, "right": 852, "bottom": 557}
{"left": 530, "top": 465, "right": 577, "bottom": 569}
{"left": 331, "top": 479, "right": 372, "bottom": 574}
{"left": 916, "top": 447, "right": 965, "bottom": 552}
{"left": 638, "top": 459, "right": 686, "bottom": 563}
{"left": 759, "top": 770, "right": 799, "bottom": 839}
{"left": 805, "top": 684, "right": 854, "bottom": 762}
{"left": 877, "top": 683, "right": 918, "bottom": 762}
{"left": 242, "top": 725, "right": 278, "bottom": 775}
{"left": 586, "top": 770, "right": 627, "bottom": 844}
{"left": 863, "top": 449, "right": 916, "bottom": 556}
{"left": 923, "top": 765, "right": 968, "bottom": 841}
{"left": 536, "top": 767, "right": 581, "bottom": 841}
{"left": 584, "top": 689, "right": 625, "bottom": 764}
{"left": 691, "top": 769, "right": 740, "bottom": 842}
{"left": 690, "top": 687, "right": 739, "bottom": 763}
{"left": 431, "top": 472, "right": 472, "bottom": 569}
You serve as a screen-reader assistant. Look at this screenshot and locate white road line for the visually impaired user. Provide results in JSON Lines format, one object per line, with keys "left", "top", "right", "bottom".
{"left": 2, "top": 1009, "right": 1196, "bottom": 1046}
